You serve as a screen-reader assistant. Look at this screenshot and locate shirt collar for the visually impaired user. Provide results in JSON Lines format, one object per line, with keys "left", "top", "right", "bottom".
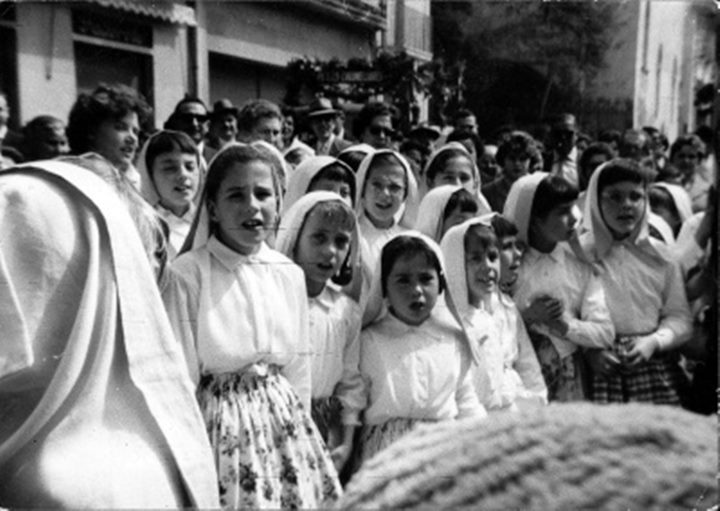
{"left": 156, "top": 202, "right": 196, "bottom": 223}
{"left": 207, "top": 235, "right": 270, "bottom": 270}
{"left": 525, "top": 242, "right": 566, "bottom": 264}
{"left": 311, "top": 282, "right": 341, "bottom": 310}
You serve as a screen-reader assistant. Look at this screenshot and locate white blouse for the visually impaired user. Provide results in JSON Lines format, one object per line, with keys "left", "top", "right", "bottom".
{"left": 162, "top": 236, "right": 311, "bottom": 408}
{"left": 464, "top": 294, "right": 547, "bottom": 411}
{"left": 360, "top": 311, "right": 486, "bottom": 425}
{"left": 309, "top": 284, "right": 365, "bottom": 425}
{"left": 597, "top": 239, "right": 691, "bottom": 350}
{"left": 514, "top": 243, "right": 615, "bottom": 359}
{"left": 156, "top": 204, "right": 194, "bottom": 259}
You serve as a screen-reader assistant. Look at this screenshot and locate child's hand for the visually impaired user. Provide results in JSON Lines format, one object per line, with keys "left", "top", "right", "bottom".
{"left": 585, "top": 349, "right": 624, "bottom": 378}
{"left": 522, "top": 296, "right": 562, "bottom": 325}
{"left": 624, "top": 335, "right": 659, "bottom": 365}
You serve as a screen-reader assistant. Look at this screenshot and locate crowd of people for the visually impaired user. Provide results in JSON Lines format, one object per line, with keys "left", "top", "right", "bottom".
{"left": 0, "top": 82, "right": 715, "bottom": 508}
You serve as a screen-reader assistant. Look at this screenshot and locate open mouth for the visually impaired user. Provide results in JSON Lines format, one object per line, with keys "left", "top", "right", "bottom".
{"left": 408, "top": 301, "right": 426, "bottom": 312}
{"left": 374, "top": 202, "right": 393, "bottom": 211}
{"left": 316, "top": 262, "right": 334, "bottom": 271}
{"left": 242, "top": 219, "right": 264, "bottom": 230}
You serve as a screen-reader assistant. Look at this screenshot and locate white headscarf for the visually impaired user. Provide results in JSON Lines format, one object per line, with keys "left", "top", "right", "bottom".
{"left": 135, "top": 130, "right": 203, "bottom": 208}
{"left": 579, "top": 161, "right": 664, "bottom": 263}
{"left": 414, "top": 184, "right": 463, "bottom": 241}
{"left": 251, "top": 139, "right": 289, "bottom": 200}
{"left": 440, "top": 215, "right": 497, "bottom": 319}
{"left": 355, "top": 149, "right": 419, "bottom": 229}
{"left": 180, "top": 142, "right": 283, "bottom": 255}
{"left": 0, "top": 161, "right": 218, "bottom": 506}
{"left": 651, "top": 181, "right": 693, "bottom": 223}
{"left": 276, "top": 190, "right": 360, "bottom": 277}
{"left": 423, "top": 141, "right": 491, "bottom": 212}
{"left": 281, "top": 155, "right": 354, "bottom": 215}
{"left": 502, "top": 172, "right": 549, "bottom": 244}
{"left": 362, "top": 230, "right": 481, "bottom": 365}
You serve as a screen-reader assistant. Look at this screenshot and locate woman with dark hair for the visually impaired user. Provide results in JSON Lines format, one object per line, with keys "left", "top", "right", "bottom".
{"left": 67, "top": 83, "right": 152, "bottom": 189}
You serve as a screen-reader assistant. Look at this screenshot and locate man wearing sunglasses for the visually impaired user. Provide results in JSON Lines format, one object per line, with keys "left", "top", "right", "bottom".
{"left": 353, "top": 101, "right": 397, "bottom": 150}
{"left": 164, "top": 96, "right": 210, "bottom": 148}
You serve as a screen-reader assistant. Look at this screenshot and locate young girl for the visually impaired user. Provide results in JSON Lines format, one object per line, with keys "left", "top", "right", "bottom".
{"left": 441, "top": 217, "right": 547, "bottom": 412}
{"left": 423, "top": 142, "right": 491, "bottom": 211}
{"left": 162, "top": 145, "right": 341, "bottom": 508}
{"left": 415, "top": 184, "right": 481, "bottom": 242}
{"left": 282, "top": 155, "right": 356, "bottom": 213}
{"left": 355, "top": 149, "right": 418, "bottom": 318}
{"left": 358, "top": 232, "right": 486, "bottom": 465}
{"left": 276, "top": 191, "right": 365, "bottom": 472}
{"left": 503, "top": 172, "right": 615, "bottom": 401}
{"left": 490, "top": 214, "right": 524, "bottom": 296}
{"left": 580, "top": 159, "right": 692, "bottom": 405}
{"left": 137, "top": 130, "right": 201, "bottom": 257}
{"left": 648, "top": 181, "right": 693, "bottom": 240}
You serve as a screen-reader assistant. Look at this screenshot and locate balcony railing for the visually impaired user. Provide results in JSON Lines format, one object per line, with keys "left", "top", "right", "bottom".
{"left": 304, "top": 0, "right": 386, "bottom": 29}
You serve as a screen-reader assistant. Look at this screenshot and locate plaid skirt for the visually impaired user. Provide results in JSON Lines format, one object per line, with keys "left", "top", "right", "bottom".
{"left": 197, "top": 364, "right": 342, "bottom": 509}
{"left": 591, "top": 339, "right": 689, "bottom": 405}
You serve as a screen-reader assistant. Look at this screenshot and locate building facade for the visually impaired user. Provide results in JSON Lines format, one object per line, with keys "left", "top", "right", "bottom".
{"left": 0, "top": 0, "right": 394, "bottom": 129}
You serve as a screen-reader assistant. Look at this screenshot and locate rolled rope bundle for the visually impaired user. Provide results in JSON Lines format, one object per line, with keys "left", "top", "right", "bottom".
{"left": 339, "top": 403, "right": 717, "bottom": 510}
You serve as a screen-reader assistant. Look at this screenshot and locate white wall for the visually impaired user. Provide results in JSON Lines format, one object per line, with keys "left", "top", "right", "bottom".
{"left": 15, "top": 3, "right": 76, "bottom": 124}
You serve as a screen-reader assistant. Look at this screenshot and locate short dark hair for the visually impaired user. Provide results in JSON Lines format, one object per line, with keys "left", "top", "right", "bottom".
{"left": 495, "top": 131, "right": 536, "bottom": 164}
{"left": 144, "top": 130, "right": 198, "bottom": 175}
{"left": 670, "top": 134, "right": 705, "bottom": 160}
{"left": 531, "top": 175, "right": 579, "bottom": 220}
{"left": 380, "top": 235, "right": 444, "bottom": 296}
{"left": 443, "top": 188, "right": 479, "bottom": 221}
{"left": 237, "top": 99, "right": 282, "bottom": 133}
{"left": 67, "top": 83, "right": 151, "bottom": 154}
{"left": 308, "top": 162, "right": 356, "bottom": 204}
{"left": 454, "top": 109, "right": 475, "bottom": 124}
{"left": 490, "top": 214, "right": 518, "bottom": 239}
{"left": 596, "top": 158, "right": 653, "bottom": 195}
{"left": 353, "top": 101, "right": 394, "bottom": 139}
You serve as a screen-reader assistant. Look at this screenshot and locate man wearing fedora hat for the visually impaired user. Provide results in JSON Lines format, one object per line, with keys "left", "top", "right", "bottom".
{"left": 204, "top": 98, "right": 239, "bottom": 162}
{"left": 307, "top": 97, "right": 352, "bottom": 157}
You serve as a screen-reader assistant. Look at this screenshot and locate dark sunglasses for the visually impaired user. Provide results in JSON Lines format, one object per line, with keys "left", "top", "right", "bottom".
{"left": 178, "top": 113, "right": 208, "bottom": 123}
{"left": 368, "top": 125, "right": 395, "bottom": 137}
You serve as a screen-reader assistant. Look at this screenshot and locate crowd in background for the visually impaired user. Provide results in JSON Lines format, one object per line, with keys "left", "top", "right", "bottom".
{"left": 0, "top": 82, "right": 715, "bottom": 508}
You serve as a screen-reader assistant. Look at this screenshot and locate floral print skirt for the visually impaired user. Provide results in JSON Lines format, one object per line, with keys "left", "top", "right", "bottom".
{"left": 197, "top": 364, "right": 342, "bottom": 509}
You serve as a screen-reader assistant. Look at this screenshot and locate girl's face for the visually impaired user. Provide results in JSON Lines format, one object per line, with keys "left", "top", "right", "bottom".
{"left": 295, "top": 207, "right": 352, "bottom": 297}
{"left": 309, "top": 177, "right": 353, "bottom": 207}
{"left": 672, "top": 144, "right": 700, "bottom": 176}
{"left": 92, "top": 111, "right": 139, "bottom": 171}
{"left": 386, "top": 252, "right": 439, "bottom": 326}
{"left": 151, "top": 148, "right": 200, "bottom": 216}
{"left": 498, "top": 235, "right": 523, "bottom": 293}
{"left": 441, "top": 206, "right": 476, "bottom": 239}
{"left": 431, "top": 155, "right": 475, "bottom": 192}
{"left": 363, "top": 161, "right": 406, "bottom": 228}
{"left": 599, "top": 181, "right": 646, "bottom": 240}
{"left": 209, "top": 160, "right": 276, "bottom": 255}
{"left": 532, "top": 201, "right": 579, "bottom": 245}
{"left": 465, "top": 233, "right": 501, "bottom": 306}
